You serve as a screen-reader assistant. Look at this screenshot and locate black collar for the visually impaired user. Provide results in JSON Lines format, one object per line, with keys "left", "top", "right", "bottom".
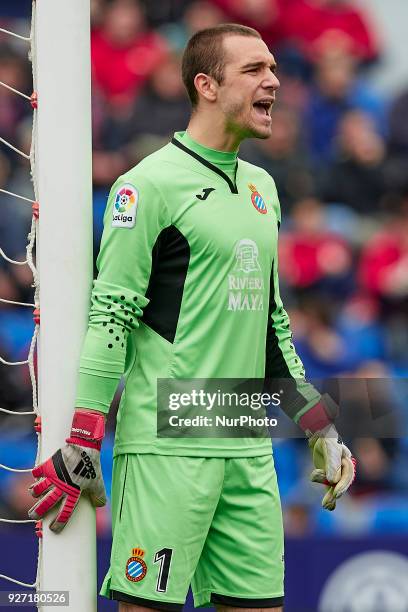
{"left": 171, "top": 137, "right": 238, "bottom": 194}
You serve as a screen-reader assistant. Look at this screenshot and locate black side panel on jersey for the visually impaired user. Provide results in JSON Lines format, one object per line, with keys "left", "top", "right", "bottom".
{"left": 264, "top": 258, "right": 291, "bottom": 380}
{"left": 264, "top": 258, "right": 309, "bottom": 419}
{"left": 142, "top": 226, "right": 190, "bottom": 343}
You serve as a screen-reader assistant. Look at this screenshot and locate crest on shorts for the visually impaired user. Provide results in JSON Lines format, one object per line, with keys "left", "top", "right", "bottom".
{"left": 125, "top": 547, "right": 147, "bottom": 582}
{"left": 248, "top": 183, "right": 267, "bottom": 214}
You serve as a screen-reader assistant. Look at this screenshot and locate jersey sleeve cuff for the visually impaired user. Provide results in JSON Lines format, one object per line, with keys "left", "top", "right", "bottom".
{"left": 297, "top": 393, "right": 339, "bottom": 434}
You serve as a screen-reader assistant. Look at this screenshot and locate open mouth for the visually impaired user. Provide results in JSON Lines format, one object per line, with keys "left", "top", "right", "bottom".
{"left": 252, "top": 99, "right": 273, "bottom": 119}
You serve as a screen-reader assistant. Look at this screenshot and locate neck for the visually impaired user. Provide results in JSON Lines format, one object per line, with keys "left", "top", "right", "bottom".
{"left": 187, "top": 110, "right": 242, "bottom": 153}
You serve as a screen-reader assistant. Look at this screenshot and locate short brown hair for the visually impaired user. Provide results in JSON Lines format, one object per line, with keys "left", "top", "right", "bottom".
{"left": 182, "top": 23, "right": 261, "bottom": 108}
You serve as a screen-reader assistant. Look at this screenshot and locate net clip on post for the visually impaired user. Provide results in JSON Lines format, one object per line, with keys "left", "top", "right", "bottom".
{"left": 33, "top": 307, "right": 40, "bottom": 325}
{"left": 32, "top": 202, "right": 39, "bottom": 219}
{"left": 30, "top": 91, "right": 38, "bottom": 109}
{"left": 35, "top": 520, "right": 43, "bottom": 538}
{"left": 34, "top": 415, "right": 41, "bottom": 433}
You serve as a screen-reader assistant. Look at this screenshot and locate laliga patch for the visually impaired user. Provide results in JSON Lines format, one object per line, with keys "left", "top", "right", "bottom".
{"left": 125, "top": 547, "right": 147, "bottom": 582}
{"left": 112, "top": 183, "right": 138, "bottom": 228}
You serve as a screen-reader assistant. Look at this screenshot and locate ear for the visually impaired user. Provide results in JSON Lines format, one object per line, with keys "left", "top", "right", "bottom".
{"left": 193, "top": 73, "right": 218, "bottom": 104}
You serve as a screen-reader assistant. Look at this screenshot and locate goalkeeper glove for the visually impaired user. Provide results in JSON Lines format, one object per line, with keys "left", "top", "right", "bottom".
{"left": 28, "top": 410, "right": 107, "bottom": 532}
{"left": 299, "top": 396, "right": 356, "bottom": 511}
{"left": 308, "top": 424, "right": 356, "bottom": 510}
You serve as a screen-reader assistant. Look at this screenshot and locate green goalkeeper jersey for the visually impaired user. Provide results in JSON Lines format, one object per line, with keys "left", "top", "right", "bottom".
{"left": 76, "top": 131, "right": 320, "bottom": 457}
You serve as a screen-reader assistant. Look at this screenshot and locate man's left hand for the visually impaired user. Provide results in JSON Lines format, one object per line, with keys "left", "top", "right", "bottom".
{"left": 309, "top": 424, "right": 356, "bottom": 511}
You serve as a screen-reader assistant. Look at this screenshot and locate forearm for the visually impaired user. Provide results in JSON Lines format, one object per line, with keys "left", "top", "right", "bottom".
{"left": 75, "top": 367, "right": 121, "bottom": 415}
{"left": 75, "top": 279, "right": 148, "bottom": 414}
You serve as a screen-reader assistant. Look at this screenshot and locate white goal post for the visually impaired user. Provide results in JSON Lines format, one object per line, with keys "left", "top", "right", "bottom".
{"left": 34, "top": 1, "right": 95, "bottom": 610}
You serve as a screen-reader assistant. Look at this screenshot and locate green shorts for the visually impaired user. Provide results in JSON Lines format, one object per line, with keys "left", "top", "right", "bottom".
{"left": 100, "top": 453, "right": 284, "bottom": 610}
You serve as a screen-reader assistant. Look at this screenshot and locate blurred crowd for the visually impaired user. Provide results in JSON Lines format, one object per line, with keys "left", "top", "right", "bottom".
{"left": 1, "top": 0, "right": 408, "bottom": 536}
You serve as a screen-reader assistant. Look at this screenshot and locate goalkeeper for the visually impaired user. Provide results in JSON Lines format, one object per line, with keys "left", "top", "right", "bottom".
{"left": 28, "top": 24, "right": 355, "bottom": 612}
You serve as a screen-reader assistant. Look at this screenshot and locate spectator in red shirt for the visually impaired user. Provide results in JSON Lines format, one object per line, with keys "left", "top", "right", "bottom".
{"left": 359, "top": 201, "right": 408, "bottom": 301}
{"left": 208, "top": 0, "right": 285, "bottom": 49}
{"left": 281, "top": 0, "right": 380, "bottom": 64}
{"left": 98, "top": 53, "right": 190, "bottom": 162}
{"left": 279, "top": 196, "right": 353, "bottom": 292}
{"left": 91, "top": 0, "right": 168, "bottom": 108}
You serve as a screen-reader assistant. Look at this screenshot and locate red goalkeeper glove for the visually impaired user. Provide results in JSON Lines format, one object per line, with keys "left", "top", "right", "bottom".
{"left": 28, "top": 410, "right": 107, "bottom": 532}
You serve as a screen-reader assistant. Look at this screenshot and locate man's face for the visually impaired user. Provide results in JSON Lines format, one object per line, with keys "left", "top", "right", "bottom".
{"left": 215, "top": 35, "right": 280, "bottom": 140}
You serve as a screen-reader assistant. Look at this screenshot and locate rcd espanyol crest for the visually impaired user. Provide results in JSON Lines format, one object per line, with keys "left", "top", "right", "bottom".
{"left": 125, "top": 547, "right": 147, "bottom": 582}
{"left": 248, "top": 183, "right": 267, "bottom": 214}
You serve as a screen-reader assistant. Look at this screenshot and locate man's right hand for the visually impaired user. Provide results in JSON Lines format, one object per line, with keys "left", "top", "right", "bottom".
{"left": 28, "top": 410, "right": 107, "bottom": 533}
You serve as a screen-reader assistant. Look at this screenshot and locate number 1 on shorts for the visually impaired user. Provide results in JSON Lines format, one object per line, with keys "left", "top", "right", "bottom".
{"left": 154, "top": 548, "right": 173, "bottom": 593}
